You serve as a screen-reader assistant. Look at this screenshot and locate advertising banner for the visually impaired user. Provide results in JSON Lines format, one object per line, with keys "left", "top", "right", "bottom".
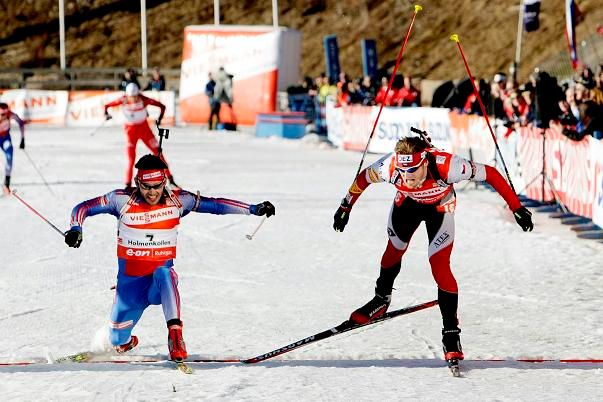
{"left": 323, "top": 35, "right": 341, "bottom": 83}
{"left": 179, "top": 25, "right": 301, "bottom": 125}
{"left": 517, "top": 125, "right": 594, "bottom": 217}
{"left": 66, "top": 90, "right": 175, "bottom": 127}
{"left": 325, "top": 104, "right": 452, "bottom": 153}
{"left": 360, "top": 39, "right": 378, "bottom": 79}
{"left": 0, "top": 89, "right": 68, "bottom": 124}
{"left": 589, "top": 137, "right": 603, "bottom": 227}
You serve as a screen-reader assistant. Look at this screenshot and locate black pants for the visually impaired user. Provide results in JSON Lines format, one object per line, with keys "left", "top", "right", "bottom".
{"left": 208, "top": 101, "right": 221, "bottom": 129}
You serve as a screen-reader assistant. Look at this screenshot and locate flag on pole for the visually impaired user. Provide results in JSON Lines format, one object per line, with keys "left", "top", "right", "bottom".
{"left": 524, "top": 0, "right": 541, "bottom": 32}
{"left": 565, "top": 0, "right": 581, "bottom": 69}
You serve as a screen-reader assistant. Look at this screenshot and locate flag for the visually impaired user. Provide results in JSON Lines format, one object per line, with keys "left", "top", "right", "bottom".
{"left": 565, "top": 0, "right": 582, "bottom": 69}
{"left": 524, "top": 0, "right": 541, "bottom": 32}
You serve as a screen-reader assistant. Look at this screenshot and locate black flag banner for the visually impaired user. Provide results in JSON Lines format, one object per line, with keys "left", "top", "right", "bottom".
{"left": 524, "top": 0, "right": 541, "bottom": 32}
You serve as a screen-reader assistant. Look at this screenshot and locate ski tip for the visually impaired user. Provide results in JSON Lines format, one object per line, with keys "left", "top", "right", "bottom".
{"left": 175, "top": 362, "right": 193, "bottom": 374}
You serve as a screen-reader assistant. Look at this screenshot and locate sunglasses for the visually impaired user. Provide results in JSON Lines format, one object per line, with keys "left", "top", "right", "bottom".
{"left": 397, "top": 165, "right": 422, "bottom": 174}
{"left": 138, "top": 180, "right": 166, "bottom": 190}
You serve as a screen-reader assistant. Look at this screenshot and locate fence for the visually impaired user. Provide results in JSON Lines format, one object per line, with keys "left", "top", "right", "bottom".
{"left": 537, "top": 32, "right": 603, "bottom": 80}
{"left": 0, "top": 67, "right": 181, "bottom": 92}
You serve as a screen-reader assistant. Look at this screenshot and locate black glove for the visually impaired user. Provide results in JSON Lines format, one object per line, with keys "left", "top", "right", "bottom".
{"left": 333, "top": 202, "right": 351, "bottom": 232}
{"left": 513, "top": 206, "right": 533, "bottom": 232}
{"left": 64, "top": 228, "right": 83, "bottom": 248}
{"left": 19, "top": 138, "right": 25, "bottom": 149}
{"left": 251, "top": 201, "right": 275, "bottom": 217}
{"left": 104, "top": 111, "right": 112, "bottom": 120}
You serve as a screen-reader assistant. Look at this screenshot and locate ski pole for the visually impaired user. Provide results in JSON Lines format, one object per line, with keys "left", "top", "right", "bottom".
{"left": 22, "top": 149, "right": 55, "bottom": 195}
{"left": 88, "top": 117, "right": 110, "bottom": 137}
{"left": 353, "top": 4, "right": 423, "bottom": 180}
{"left": 246, "top": 216, "right": 267, "bottom": 240}
{"left": 11, "top": 190, "right": 65, "bottom": 238}
{"left": 450, "top": 34, "right": 516, "bottom": 193}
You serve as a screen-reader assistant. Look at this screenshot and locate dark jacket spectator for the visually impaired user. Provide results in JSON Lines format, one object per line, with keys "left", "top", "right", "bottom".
{"left": 144, "top": 67, "right": 166, "bottom": 91}
{"left": 120, "top": 68, "right": 140, "bottom": 91}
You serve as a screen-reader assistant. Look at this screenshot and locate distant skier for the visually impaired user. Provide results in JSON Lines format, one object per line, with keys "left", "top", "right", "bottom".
{"left": 333, "top": 135, "right": 533, "bottom": 363}
{"left": 104, "top": 83, "right": 176, "bottom": 188}
{"left": 0, "top": 102, "right": 25, "bottom": 193}
{"left": 64, "top": 154, "right": 275, "bottom": 361}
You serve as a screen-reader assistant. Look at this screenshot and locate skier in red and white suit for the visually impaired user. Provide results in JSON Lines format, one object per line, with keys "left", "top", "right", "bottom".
{"left": 65, "top": 154, "right": 275, "bottom": 361}
{"left": 333, "top": 135, "right": 533, "bottom": 362}
{"left": 104, "top": 83, "right": 175, "bottom": 188}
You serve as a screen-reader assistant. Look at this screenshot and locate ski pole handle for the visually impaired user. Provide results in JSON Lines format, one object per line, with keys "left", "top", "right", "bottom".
{"left": 246, "top": 216, "right": 267, "bottom": 240}
{"left": 11, "top": 190, "right": 65, "bottom": 238}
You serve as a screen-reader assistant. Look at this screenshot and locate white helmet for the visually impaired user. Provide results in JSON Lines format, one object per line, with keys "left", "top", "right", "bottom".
{"left": 125, "top": 83, "right": 140, "bottom": 96}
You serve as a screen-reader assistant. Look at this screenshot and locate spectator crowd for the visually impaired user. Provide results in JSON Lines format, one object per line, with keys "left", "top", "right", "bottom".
{"left": 447, "top": 63, "right": 603, "bottom": 141}
{"left": 287, "top": 62, "right": 602, "bottom": 141}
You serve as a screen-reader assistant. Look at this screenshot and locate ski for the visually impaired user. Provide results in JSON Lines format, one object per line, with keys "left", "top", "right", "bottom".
{"left": 242, "top": 299, "right": 439, "bottom": 364}
{"left": 175, "top": 361, "right": 193, "bottom": 374}
{"left": 54, "top": 351, "right": 94, "bottom": 363}
{"left": 54, "top": 351, "right": 195, "bottom": 374}
{"left": 0, "top": 354, "right": 240, "bottom": 366}
{"left": 447, "top": 358, "right": 461, "bottom": 377}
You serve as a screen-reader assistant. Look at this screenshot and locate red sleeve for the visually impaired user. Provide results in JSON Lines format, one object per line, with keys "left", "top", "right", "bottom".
{"left": 141, "top": 94, "right": 165, "bottom": 119}
{"left": 343, "top": 168, "right": 372, "bottom": 207}
{"left": 484, "top": 165, "right": 521, "bottom": 211}
{"left": 141, "top": 94, "right": 165, "bottom": 110}
{"left": 104, "top": 97, "right": 124, "bottom": 110}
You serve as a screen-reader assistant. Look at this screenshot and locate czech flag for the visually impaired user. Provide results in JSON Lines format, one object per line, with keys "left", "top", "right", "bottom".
{"left": 565, "top": 0, "right": 581, "bottom": 69}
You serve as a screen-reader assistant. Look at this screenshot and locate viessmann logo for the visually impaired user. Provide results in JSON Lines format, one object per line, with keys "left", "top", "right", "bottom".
{"left": 128, "top": 209, "right": 175, "bottom": 224}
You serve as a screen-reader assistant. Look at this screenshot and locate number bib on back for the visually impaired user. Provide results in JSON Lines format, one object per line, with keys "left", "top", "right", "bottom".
{"left": 117, "top": 198, "right": 181, "bottom": 261}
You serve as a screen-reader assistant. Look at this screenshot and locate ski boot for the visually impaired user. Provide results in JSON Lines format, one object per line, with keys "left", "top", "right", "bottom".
{"left": 3, "top": 175, "right": 10, "bottom": 195}
{"left": 442, "top": 327, "right": 463, "bottom": 377}
{"left": 114, "top": 335, "right": 139, "bottom": 354}
{"left": 168, "top": 324, "right": 188, "bottom": 362}
{"left": 349, "top": 293, "right": 391, "bottom": 325}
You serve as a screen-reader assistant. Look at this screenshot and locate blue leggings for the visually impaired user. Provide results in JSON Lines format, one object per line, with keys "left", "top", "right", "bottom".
{"left": 1, "top": 136, "right": 13, "bottom": 176}
{"left": 109, "top": 266, "right": 181, "bottom": 346}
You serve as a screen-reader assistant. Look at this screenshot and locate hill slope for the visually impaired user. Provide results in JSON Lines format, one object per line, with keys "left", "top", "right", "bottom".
{"left": 0, "top": 0, "right": 601, "bottom": 81}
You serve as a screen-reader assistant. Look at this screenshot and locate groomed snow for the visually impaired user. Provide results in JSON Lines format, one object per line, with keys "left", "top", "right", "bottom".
{"left": 1, "top": 126, "right": 601, "bottom": 401}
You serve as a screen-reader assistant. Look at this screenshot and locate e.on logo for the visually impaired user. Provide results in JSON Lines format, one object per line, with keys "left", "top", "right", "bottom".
{"left": 126, "top": 249, "right": 150, "bottom": 257}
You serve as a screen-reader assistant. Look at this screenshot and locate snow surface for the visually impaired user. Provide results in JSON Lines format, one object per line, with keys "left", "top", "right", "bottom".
{"left": 0, "top": 126, "right": 601, "bottom": 401}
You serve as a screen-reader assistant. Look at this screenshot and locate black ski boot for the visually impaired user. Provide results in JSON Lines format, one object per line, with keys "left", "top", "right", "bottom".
{"left": 3, "top": 175, "right": 10, "bottom": 194}
{"left": 349, "top": 292, "right": 391, "bottom": 325}
{"left": 442, "top": 327, "right": 463, "bottom": 360}
{"left": 442, "top": 327, "right": 463, "bottom": 376}
{"left": 350, "top": 263, "right": 401, "bottom": 325}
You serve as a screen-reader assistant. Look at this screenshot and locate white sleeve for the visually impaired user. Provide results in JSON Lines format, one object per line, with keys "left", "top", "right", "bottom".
{"left": 366, "top": 153, "right": 393, "bottom": 183}
{"left": 446, "top": 155, "right": 486, "bottom": 183}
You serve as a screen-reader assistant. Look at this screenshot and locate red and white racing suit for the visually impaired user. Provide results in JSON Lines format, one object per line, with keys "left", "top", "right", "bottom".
{"left": 344, "top": 148, "right": 521, "bottom": 300}
{"left": 105, "top": 94, "right": 171, "bottom": 185}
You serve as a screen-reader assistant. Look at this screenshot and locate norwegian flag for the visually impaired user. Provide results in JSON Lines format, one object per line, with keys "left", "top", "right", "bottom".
{"left": 565, "top": 0, "right": 582, "bottom": 69}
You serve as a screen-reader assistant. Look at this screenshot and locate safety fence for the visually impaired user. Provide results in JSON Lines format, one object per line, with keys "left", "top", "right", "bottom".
{"left": 325, "top": 103, "right": 603, "bottom": 229}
